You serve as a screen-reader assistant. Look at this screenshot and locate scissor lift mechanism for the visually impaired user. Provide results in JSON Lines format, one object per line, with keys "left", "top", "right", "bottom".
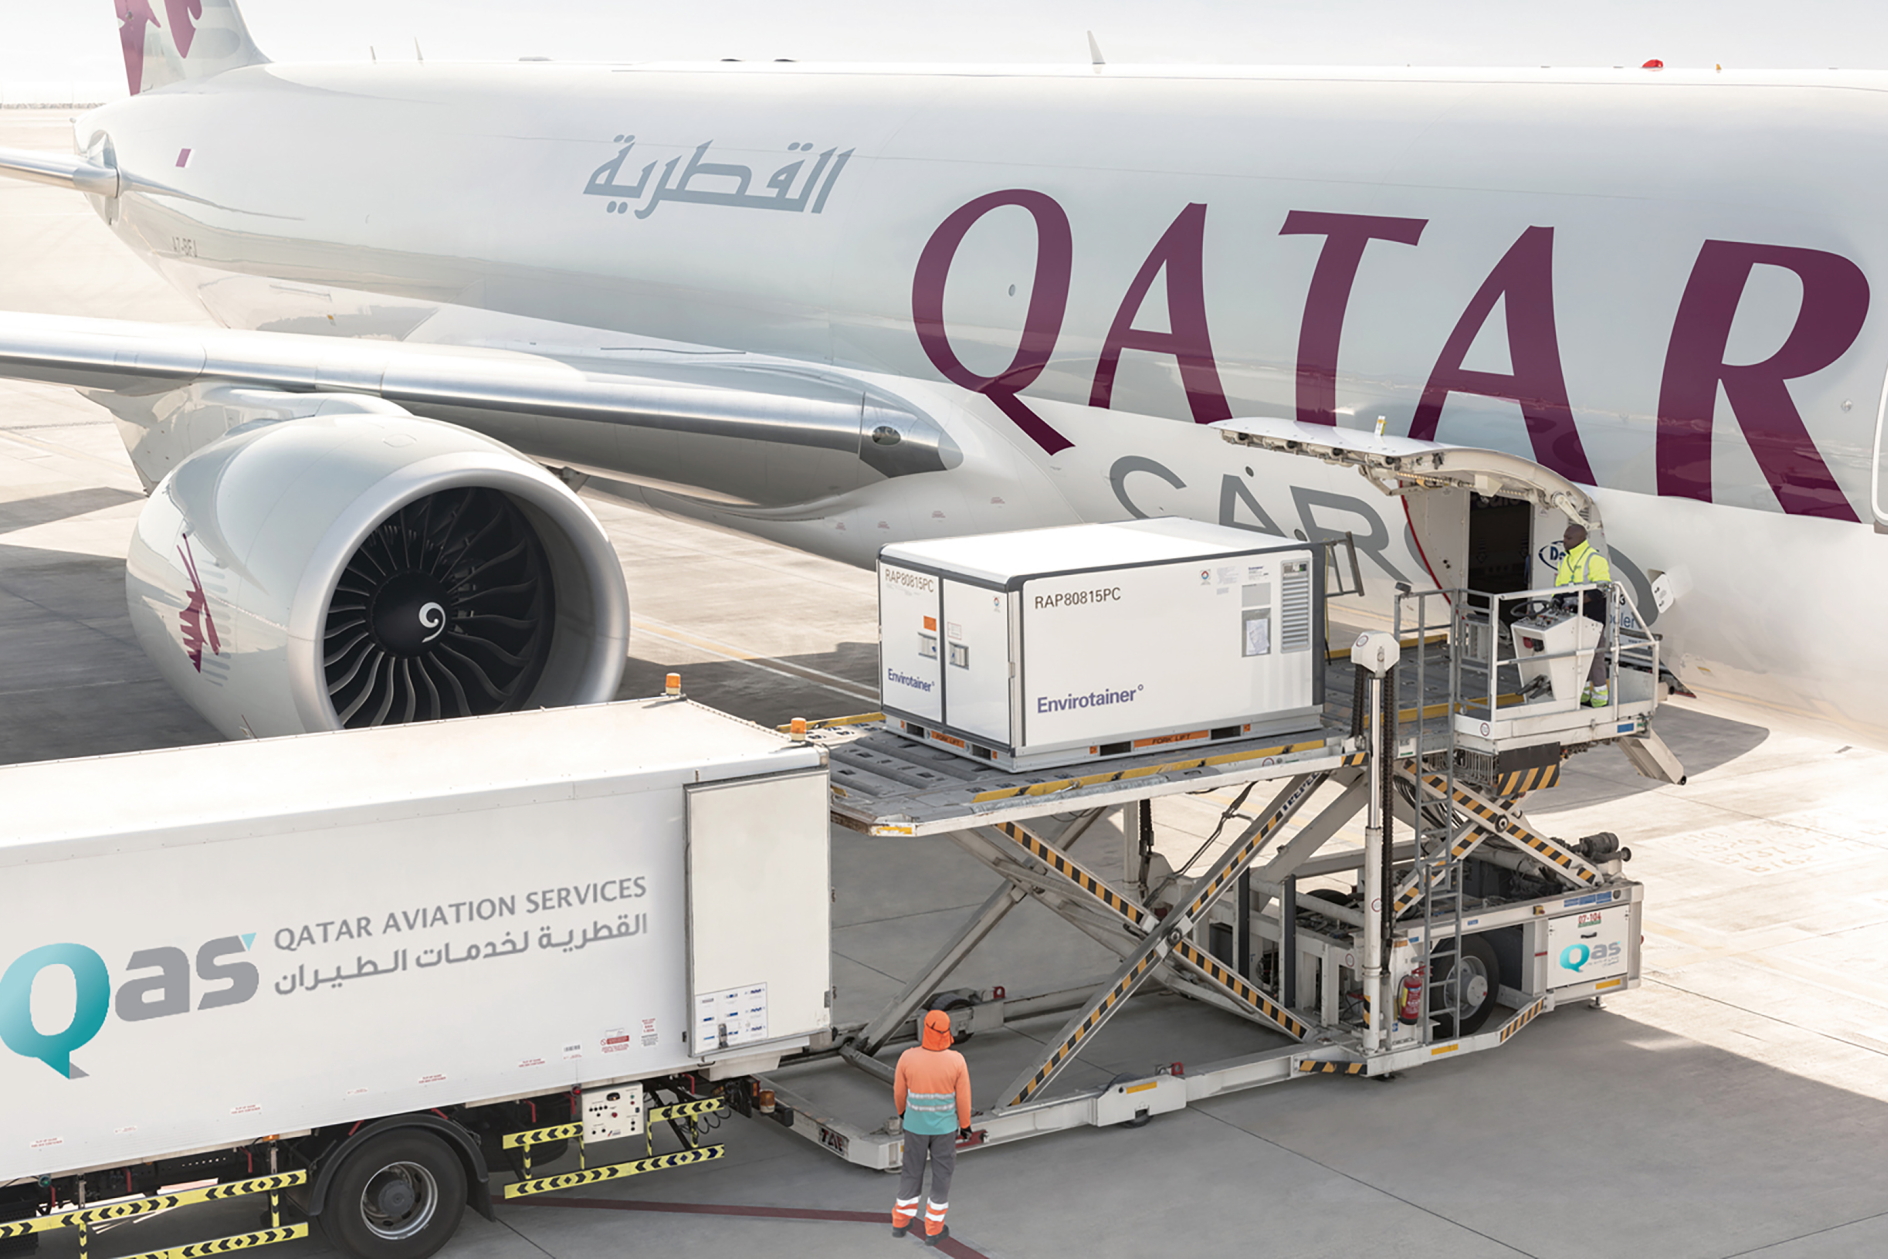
{"left": 756, "top": 583, "right": 1671, "bottom": 1171}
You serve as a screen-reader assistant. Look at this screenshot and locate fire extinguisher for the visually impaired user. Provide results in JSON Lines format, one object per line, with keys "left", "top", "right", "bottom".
{"left": 1396, "top": 966, "right": 1424, "bottom": 1025}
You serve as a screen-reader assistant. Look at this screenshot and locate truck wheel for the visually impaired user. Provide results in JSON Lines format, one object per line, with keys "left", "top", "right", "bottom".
{"left": 320, "top": 1129, "right": 467, "bottom": 1259}
{"left": 1428, "top": 934, "right": 1500, "bottom": 1039}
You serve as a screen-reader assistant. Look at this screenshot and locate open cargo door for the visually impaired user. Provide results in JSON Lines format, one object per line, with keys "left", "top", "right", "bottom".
{"left": 1212, "top": 419, "right": 1603, "bottom": 596}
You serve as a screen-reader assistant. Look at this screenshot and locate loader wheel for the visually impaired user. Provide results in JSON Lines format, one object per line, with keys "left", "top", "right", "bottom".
{"left": 1428, "top": 934, "right": 1500, "bottom": 1039}
{"left": 319, "top": 1129, "right": 466, "bottom": 1259}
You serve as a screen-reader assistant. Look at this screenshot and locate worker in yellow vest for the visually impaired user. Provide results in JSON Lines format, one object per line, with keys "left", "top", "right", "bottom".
{"left": 1555, "top": 522, "right": 1612, "bottom": 707}
{"left": 891, "top": 1009, "right": 972, "bottom": 1245}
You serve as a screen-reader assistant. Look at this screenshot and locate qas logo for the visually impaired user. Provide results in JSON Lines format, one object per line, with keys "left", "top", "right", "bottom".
{"left": 0, "top": 934, "right": 257, "bottom": 1078}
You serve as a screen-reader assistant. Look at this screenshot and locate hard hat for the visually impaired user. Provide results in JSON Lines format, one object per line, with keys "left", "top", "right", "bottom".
{"left": 922, "top": 1008, "right": 954, "bottom": 1050}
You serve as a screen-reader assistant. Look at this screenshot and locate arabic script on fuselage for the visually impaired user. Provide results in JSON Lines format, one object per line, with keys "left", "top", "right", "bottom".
{"left": 585, "top": 135, "right": 853, "bottom": 219}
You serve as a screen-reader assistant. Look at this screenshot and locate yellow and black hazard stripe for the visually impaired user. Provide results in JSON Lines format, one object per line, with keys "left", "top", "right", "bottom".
{"left": 502, "top": 1121, "right": 582, "bottom": 1149}
{"left": 1008, "top": 953, "right": 1162, "bottom": 1107}
{"left": 504, "top": 1145, "right": 725, "bottom": 1199}
{"left": 0, "top": 1174, "right": 310, "bottom": 1240}
{"left": 1390, "top": 829, "right": 1493, "bottom": 917}
{"left": 971, "top": 740, "right": 1340, "bottom": 804}
{"left": 1182, "top": 772, "right": 1330, "bottom": 922}
{"left": 1169, "top": 940, "right": 1307, "bottom": 1039}
{"left": 1297, "top": 1060, "right": 1365, "bottom": 1075}
{"left": 1491, "top": 763, "right": 1560, "bottom": 797}
{"left": 993, "top": 821, "right": 1151, "bottom": 928}
{"left": 1421, "top": 775, "right": 1599, "bottom": 885}
{"left": 118, "top": 1225, "right": 308, "bottom": 1259}
{"left": 1498, "top": 997, "right": 1548, "bottom": 1043}
{"left": 648, "top": 1098, "right": 724, "bottom": 1122}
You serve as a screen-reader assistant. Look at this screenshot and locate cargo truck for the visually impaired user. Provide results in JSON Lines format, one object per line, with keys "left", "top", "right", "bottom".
{"left": 0, "top": 698, "right": 830, "bottom": 1259}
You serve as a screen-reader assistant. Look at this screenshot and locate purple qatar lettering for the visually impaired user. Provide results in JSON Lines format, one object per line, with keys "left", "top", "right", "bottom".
{"left": 1088, "top": 202, "right": 1232, "bottom": 424}
{"left": 913, "top": 194, "right": 1869, "bottom": 520}
{"left": 912, "top": 190, "right": 1075, "bottom": 455}
{"left": 1657, "top": 240, "right": 1868, "bottom": 522}
{"left": 1409, "top": 226, "right": 1595, "bottom": 484}
{"left": 1278, "top": 211, "right": 1427, "bottom": 426}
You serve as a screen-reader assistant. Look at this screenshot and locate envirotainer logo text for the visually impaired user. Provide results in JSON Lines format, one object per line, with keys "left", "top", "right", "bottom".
{"left": 1035, "top": 683, "right": 1143, "bottom": 714}
{"left": 0, "top": 935, "right": 257, "bottom": 1078}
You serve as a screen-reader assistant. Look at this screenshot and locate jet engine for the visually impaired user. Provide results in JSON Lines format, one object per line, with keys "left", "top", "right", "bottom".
{"left": 126, "top": 408, "right": 629, "bottom": 739}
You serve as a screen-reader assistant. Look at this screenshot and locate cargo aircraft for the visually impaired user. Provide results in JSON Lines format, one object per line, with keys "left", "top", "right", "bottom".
{"left": 0, "top": 0, "right": 1882, "bottom": 746}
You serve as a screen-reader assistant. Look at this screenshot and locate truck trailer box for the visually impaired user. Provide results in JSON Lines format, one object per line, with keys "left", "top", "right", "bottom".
{"left": 878, "top": 518, "right": 1323, "bottom": 770}
{"left": 0, "top": 698, "right": 829, "bottom": 1183}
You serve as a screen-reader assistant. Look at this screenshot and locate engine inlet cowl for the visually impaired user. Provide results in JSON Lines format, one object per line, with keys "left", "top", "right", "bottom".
{"left": 127, "top": 411, "right": 628, "bottom": 739}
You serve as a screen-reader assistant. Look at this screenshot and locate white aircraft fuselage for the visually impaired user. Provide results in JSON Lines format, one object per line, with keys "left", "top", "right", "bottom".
{"left": 64, "top": 60, "right": 1888, "bottom": 743}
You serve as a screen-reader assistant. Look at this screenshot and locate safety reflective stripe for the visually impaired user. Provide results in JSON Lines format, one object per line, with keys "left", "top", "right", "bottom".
{"left": 1558, "top": 542, "right": 1610, "bottom": 586}
{"left": 925, "top": 1203, "right": 949, "bottom": 1219}
{"left": 0, "top": 1175, "right": 309, "bottom": 1240}
{"left": 905, "top": 1093, "right": 955, "bottom": 1113}
{"left": 502, "top": 1145, "right": 724, "bottom": 1198}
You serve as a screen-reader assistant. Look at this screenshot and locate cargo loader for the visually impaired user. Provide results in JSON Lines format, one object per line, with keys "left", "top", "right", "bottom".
{"left": 755, "top": 497, "right": 1680, "bottom": 1169}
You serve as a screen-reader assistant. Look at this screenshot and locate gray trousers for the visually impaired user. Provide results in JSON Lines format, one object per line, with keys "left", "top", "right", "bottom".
{"left": 898, "top": 1130, "right": 956, "bottom": 1207}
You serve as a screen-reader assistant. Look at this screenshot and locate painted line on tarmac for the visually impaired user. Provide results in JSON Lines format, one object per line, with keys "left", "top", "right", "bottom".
{"left": 513, "top": 1197, "right": 992, "bottom": 1258}
{"left": 0, "top": 426, "right": 142, "bottom": 478}
{"left": 629, "top": 618, "right": 879, "bottom": 704}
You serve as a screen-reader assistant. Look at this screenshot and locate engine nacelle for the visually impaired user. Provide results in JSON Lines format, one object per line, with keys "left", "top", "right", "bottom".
{"left": 127, "top": 409, "right": 629, "bottom": 738}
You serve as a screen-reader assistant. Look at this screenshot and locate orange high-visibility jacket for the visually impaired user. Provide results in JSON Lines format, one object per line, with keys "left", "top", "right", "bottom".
{"left": 894, "top": 1045, "right": 971, "bottom": 1134}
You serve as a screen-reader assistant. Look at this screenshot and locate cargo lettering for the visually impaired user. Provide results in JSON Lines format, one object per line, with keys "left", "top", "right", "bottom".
{"left": 1036, "top": 685, "right": 1143, "bottom": 713}
{"left": 1033, "top": 587, "right": 1122, "bottom": 610}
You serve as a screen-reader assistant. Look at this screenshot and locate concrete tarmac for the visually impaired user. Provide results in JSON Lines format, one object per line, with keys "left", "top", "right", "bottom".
{"left": 5, "top": 109, "right": 1888, "bottom": 1258}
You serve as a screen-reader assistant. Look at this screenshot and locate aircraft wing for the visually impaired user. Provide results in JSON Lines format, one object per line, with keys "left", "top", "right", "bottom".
{"left": 0, "top": 311, "right": 956, "bottom": 505}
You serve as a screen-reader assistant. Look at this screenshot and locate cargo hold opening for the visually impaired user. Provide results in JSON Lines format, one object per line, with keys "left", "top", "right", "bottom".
{"left": 1209, "top": 419, "right": 1606, "bottom": 610}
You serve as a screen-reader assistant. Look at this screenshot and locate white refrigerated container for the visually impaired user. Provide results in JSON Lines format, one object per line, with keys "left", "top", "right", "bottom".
{"left": 0, "top": 698, "right": 830, "bottom": 1183}
{"left": 877, "top": 518, "right": 1323, "bottom": 769}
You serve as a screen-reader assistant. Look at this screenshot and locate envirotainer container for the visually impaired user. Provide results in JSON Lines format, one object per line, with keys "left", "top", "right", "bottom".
{"left": 877, "top": 518, "right": 1323, "bottom": 770}
{"left": 0, "top": 697, "right": 830, "bottom": 1185}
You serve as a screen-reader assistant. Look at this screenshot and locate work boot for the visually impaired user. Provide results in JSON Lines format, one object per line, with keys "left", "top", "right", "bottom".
{"left": 924, "top": 1225, "right": 950, "bottom": 1247}
{"left": 893, "top": 1221, "right": 913, "bottom": 1238}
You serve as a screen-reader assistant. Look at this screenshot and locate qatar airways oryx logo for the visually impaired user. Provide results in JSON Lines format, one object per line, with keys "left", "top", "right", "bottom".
{"left": 178, "top": 534, "right": 222, "bottom": 672}
{"left": 584, "top": 135, "right": 854, "bottom": 220}
{"left": 115, "top": 0, "right": 203, "bottom": 96}
{"left": 0, "top": 934, "right": 257, "bottom": 1078}
{"left": 912, "top": 194, "right": 1871, "bottom": 523}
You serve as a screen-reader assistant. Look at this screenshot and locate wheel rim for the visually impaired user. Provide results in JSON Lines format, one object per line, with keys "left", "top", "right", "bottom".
{"left": 323, "top": 487, "right": 555, "bottom": 728}
{"left": 359, "top": 1160, "right": 439, "bottom": 1241}
{"left": 1438, "top": 955, "right": 1491, "bottom": 1016}
{"left": 1461, "top": 955, "right": 1490, "bottom": 1009}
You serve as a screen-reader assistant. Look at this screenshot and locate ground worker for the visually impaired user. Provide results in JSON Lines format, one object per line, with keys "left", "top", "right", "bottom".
{"left": 892, "top": 1008, "right": 972, "bottom": 1246}
{"left": 1555, "top": 522, "right": 1612, "bottom": 707}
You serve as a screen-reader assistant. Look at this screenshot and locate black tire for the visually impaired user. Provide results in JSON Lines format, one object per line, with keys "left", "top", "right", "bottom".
{"left": 1428, "top": 934, "right": 1500, "bottom": 1038}
{"left": 318, "top": 1130, "right": 467, "bottom": 1259}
